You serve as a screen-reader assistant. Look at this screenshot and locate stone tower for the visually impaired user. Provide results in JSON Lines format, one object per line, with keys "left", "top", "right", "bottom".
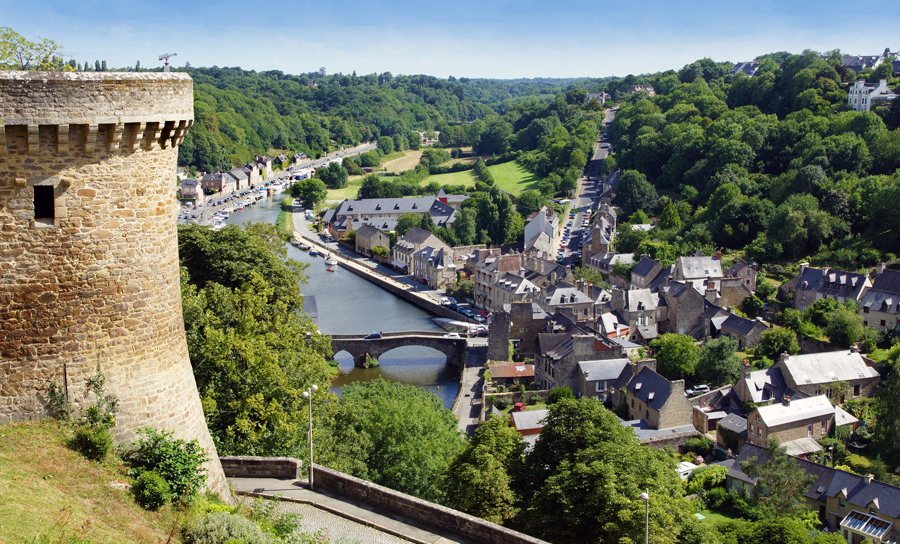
{"left": 0, "top": 71, "right": 227, "bottom": 496}
{"left": 488, "top": 310, "right": 511, "bottom": 362}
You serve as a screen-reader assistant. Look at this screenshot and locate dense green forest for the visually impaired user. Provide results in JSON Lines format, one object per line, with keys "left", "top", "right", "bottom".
{"left": 606, "top": 50, "right": 900, "bottom": 267}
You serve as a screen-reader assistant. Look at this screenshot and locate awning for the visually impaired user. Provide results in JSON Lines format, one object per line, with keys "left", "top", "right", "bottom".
{"left": 391, "top": 260, "right": 407, "bottom": 269}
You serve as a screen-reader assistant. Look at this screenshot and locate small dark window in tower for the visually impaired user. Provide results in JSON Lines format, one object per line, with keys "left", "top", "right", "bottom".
{"left": 34, "top": 186, "right": 55, "bottom": 220}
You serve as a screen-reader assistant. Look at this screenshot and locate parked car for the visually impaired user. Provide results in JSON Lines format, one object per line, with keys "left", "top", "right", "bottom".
{"left": 443, "top": 332, "right": 462, "bottom": 339}
{"left": 478, "top": 310, "right": 489, "bottom": 318}
{"left": 449, "top": 303, "right": 459, "bottom": 311}
{"left": 363, "top": 332, "right": 382, "bottom": 339}
{"left": 473, "top": 328, "right": 489, "bottom": 337}
{"left": 447, "top": 297, "right": 457, "bottom": 305}
{"left": 686, "top": 385, "right": 710, "bottom": 397}
{"left": 474, "top": 315, "right": 486, "bottom": 323}
{"left": 440, "top": 297, "right": 451, "bottom": 306}
{"left": 462, "top": 309, "right": 475, "bottom": 318}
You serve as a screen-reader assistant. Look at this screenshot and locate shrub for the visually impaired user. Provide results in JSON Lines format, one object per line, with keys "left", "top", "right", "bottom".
{"left": 547, "top": 386, "right": 575, "bottom": 405}
{"left": 705, "top": 486, "right": 729, "bottom": 510}
{"left": 183, "top": 511, "right": 277, "bottom": 544}
{"left": 492, "top": 397, "right": 510, "bottom": 410}
{"left": 71, "top": 423, "right": 113, "bottom": 461}
{"left": 128, "top": 428, "right": 208, "bottom": 505}
{"left": 684, "top": 437, "right": 715, "bottom": 458}
{"left": 133, "top": 470, "right": 171, "bottom": 510}
{"left": 526, "top": 393, "right": 541, "bottom": 405}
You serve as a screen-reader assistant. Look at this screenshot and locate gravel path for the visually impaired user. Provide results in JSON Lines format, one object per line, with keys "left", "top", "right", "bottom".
{"left": 275, "top": 500, "right": 412, "bottom": 544}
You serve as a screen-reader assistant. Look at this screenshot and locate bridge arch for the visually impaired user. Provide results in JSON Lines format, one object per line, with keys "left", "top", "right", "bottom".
{"left": 329, "top": 332, "right": 467, "bottom": 368}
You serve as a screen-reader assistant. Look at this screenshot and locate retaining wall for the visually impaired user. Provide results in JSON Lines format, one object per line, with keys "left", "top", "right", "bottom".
{"left": 220, "top": 456, "right": 302, "bottom": 479}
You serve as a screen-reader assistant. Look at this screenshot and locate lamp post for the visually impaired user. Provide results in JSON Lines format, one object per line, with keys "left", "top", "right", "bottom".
{"left": 301, "top": 384, "right": 319, "bottom": 489}
{"left": 828, "top": 445, "right": 834, "bottom": 467}
{"left": 639, "top": 489, "right": 649, "bottom": 544}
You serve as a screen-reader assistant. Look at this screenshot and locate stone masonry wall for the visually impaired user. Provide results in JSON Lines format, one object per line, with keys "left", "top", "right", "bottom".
{"left": 0, "top": 71, "right": 226, "bottom": 497}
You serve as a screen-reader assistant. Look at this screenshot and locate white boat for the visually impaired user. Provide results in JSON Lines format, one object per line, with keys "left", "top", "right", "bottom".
{"left": 298, "top": 242, "right": 311, "bottom": 250}
{"left": 324, "top": 255, "right": 337, "bottom": 265}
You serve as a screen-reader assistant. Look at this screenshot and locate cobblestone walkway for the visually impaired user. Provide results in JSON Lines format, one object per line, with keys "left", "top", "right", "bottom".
{"left": 274, "top": 500, "right": 410, "bottom": 544}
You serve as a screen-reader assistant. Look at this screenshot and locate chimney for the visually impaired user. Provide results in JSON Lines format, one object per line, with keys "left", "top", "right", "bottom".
{"left": 634, "top": 358, "right": 657, "bottom": 375}
{"left": 850, "top": 346, "right": 859, "bottom": 354}
{"left": 782, "top": 395, "right": 791, "bottom": 407}
{"left": 780, "top": 352, "right": 790, "bottom": 365}
{"left": 740, "top": 359, "right": 751, "bottom": 380}
{"left": 715, "top": 250, "right": 722, "bottom": 260}
{"left": 865, "top": 474, "right": 874, "bottom": 484}
{"left": 799, "top": 262, "right": 809, "bottom": 276}
{"left": 877, "top": 261, "right": 886, "bottom": 275}
{"left": 671, "top": 379, "right": 686, "bottom": 397}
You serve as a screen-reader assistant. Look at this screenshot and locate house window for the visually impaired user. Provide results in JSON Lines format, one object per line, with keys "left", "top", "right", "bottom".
{"left": 839, "top": 497, "right": 845, "bottom": 507}
{"left": 821, "top": 421, "right": 826, "bottom": 435}
{"left": 757, "top": 428, "right": 761, "bottom": 438}
{"left": 864, "top": 307, "right": 869, "bottom": 313}
{"left": 34, "top": 186, "right": 55, "bottom": 220}
{"left": 881, "top": 320, "right": 886, "bottom": 327}
{"left": 854, "top": 384, "right": 860, "bottom": 396}
{"left": 749, "top": 424, "right": 753, "bottom": 433}
{"left": 807, "top": 424, "right": 813, "bottom": 437}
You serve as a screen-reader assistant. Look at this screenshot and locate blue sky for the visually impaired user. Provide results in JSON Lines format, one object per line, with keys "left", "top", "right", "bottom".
{"left": 4, "top": 0, "right": 897, "bottom": 78}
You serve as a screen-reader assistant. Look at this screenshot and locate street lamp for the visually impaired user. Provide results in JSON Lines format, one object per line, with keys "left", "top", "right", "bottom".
{"left": 301, "top": 384, "right": 319, "bottom": 489}
{"left": 639, "top": 489, "right": 649, "bottom": 544}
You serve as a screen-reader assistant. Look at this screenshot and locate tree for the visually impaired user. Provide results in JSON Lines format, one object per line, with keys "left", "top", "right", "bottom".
{"left": 317, "top": 162, "right": 348, "bottom": 189}
{"left": 744, "top": 294, "right": 765, "bottom": 318}
{"left": 317, "top": 378, "right": 464, "bottom": 503}
{"left": 824, "top": 305, "right": 864, "bottom": 349}
{"left": 755, "top": 327, "right": 800, "bottom": 360}
{"left": 419, "top": 212, "right": 435, "bottom": 232}
{"left": 452, "top": 207, "right": 477, "bottom": 246}
{"left": 873, "top": 365, "right": 900, "bottom": 468}
{"left": 290, "top": 178, "right": 328, "bottom": 209}
{"left": 0, "top": 27, "right": 66, "bottom": 70}
{"left": 395, "top": 213, "right": 420, "bottom": 236}
{"left": 696, "top": 337, "right": 741, "bottom": 387}
{"left": 658, "top": 201, "right": 682, "bottom": 230}
{"left": 376, "top": 135, "right": 394, "bottom": 155}
{"left": 741, "top": 439, "right": 816, "bottom": 520}
{"left": 443, "top": 416, "right": 525, "bottom": 523}
{"left": 613, "top": 169, "right": 658, "bottom": 216}
{"left": 518, "top": 398, "right": 694, "bottom": 543}
{"left": 547, "top": 386, "right": 575, "bottom": 405}
{"left": 649, "top": 333, "right": 699, "bottom": 380}
{"left": 516, "top": 189, "right": 544, "bottom": 219}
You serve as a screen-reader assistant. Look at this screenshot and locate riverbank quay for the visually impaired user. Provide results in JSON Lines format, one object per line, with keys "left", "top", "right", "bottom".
{"left": 292, "top": 212, "right": 476, "bottom": 325}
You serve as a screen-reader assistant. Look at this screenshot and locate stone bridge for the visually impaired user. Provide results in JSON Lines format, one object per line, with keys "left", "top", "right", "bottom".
{"left": 329, "top": 331, "right": 467, "bottom": 368}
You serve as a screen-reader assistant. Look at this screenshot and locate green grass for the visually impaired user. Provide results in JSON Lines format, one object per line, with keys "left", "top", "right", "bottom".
{"left": 848, "top": 453, "right": 873, "bottom": 471}
{"left": 697, "top": 509, "right": 738, "bottom": 526}
{"left": 868, "top": 348, "right": 889, "bottom": 361}
{"left": 487, "top": 161, "right": 541, "bottom": 195}
{"left": 427, "top": 169, "right": 478, "bottom": 187}
{"left": 0, "top": 419, "right": 182, "bottom": 543}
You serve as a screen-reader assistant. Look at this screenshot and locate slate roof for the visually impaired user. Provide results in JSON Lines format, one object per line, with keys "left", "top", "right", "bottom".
{"left": 754, "top": 395, "right": 834, "bottom": 428}
{"left": 181, "top": 178, "right": 200, "bottom": 186}
{"left": 631, "top": 257, "right": 659, "bottom": 279}
{"left": 577, "top": 358, "right": 631, "bottom": 384}
{"left": 718, "top": 413, "right": 748, "bottom": 436}
{"left": 498, "top": 273, "right": 537, "bottom": 296}
{"left": 860, "top": 270, "right": 900, "bottom": 315}
{"left": 330, "top": 196, "right": 456, "bottom": 226}
{"left": 727, "top": 259, "right": 752, "bottom": 277}
{"left": 623, "top": 289, "right": 657, "bottom": 312}
{"left": 720, "top": 314, "right": 766, "bottom": 336}
{"left": 677, "top": 256, "right": 723, "bottom": 280}
{"left": 729, "top": 61, "right": 760, "bottom": 77}
{"left": 741, "top": 367, "right": 789, "bottom": 404}
{"left": 626, "top": 366, "right": 674, "bottom": 411}
{"left": 541, "top": 283, "right": 593, "bottom": 306}
{"left": 730, "top": 443, "right": 900, "bottom": 519}
{"left": 795, "top": 266, "right": 870, "bottom": 300}
{"left": 834, "top": 405, "right": 859, "bottom": 427}
{"left": 511, "top": 409, "right": 548, "bottom": 432}
{"left": 780, "top": 351, "right": 879, "bottom": 386}
{"left": 355, "top": 223, "right": 385, "bottom": 239}
{"left": 621, "top": 419, "right": 696, "bottom": 440}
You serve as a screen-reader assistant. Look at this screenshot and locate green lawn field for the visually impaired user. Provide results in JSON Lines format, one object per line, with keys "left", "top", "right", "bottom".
{"left": 429, "top": 161, "right": 540, "bottom": 196}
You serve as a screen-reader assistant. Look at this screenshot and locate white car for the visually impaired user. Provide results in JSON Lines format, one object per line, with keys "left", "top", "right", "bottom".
{"left": 443, "top": 332, "right": 462, "bottom": 339}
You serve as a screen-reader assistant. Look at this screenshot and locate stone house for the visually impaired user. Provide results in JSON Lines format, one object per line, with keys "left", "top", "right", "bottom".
{"left": 772, "top": 350, "right": 881, "bottom": 402}
{"left": 414, "top": 246, "right": 457, "bottom": 290}
{"left": 535, "top": 282, "right": 595, "bottom": 322}
{"left": 660, "top": 280, "right": 709, "bottom": 337}
{"left": 180, "top": 178, "right": 203, "bottom": 202}
{"left": 493, "top": 273, "right": 538, "bottom": 309}
{"left": 577, "top": 358, "right": 650, "bottom": 407}
{"left": 625, "top": 366, "right": 693, "bottom": 430}
{"left": 324, "top": 195, "right": 457, "bottom": 235}
{"left": 201, "top": 172, "right": 235, "bottom": 195}
{"left": 255, "top": 155, "right": 273, "bottom": 178}
{"left": 471, "top": 250, "right": 523, "bottom": 310}
{"left": 489, "top": 362, "right": 534, "bottom": 387}
{"left": 859, "top": 267, "right": 900, "bottom": 331}
{"left": 391, "top": 228, "right": 450, "bottom": 277}
{"left": 745, "top": 395, "right": 835, "bottom": 448}
{"left": 510, "top": 408, "right": 548, "bottom": 439}
{"left": 534, "top": 313, "right": 623, "bottom": 391}
{"left": 726, "top": 259, "right": 757, "bottom": 292}
{"left": 715, "top": 413, "right": 748, "bottom": 454}
{"left": 629, "top": 256, "right": 666, "bottom": 290}
{"left": 509, "top": 302, "right": 551, "bottom": 359}
{"left": 609, "top": 288, "right": 663, "bottom": 344}
{"left": 724, "top": 443, "right": 900, "bottom": 535}
{"left": 354, "top": 224, "right": 390, "bottom": 258}
{"left": 229, "top": 167, "right": 250, "bottom": 191}
{"left": 711, "top": 314, "right": 768, "bottom": 350}
{"left": 524, "top": 206, "right": 559, "bottom": 254}
{"left": 787, "top": 263, "right": 872, "bottom": 311}
{"left": 733, "top": 361, "right": 790, "bottom": 406}
{"left": 587, "top": 251, "right": 634, "bottom": 275}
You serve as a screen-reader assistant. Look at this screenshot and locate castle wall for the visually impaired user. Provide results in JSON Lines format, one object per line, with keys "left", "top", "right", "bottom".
{"left": 0, "top": 71, "right": 227, "bottom": 497}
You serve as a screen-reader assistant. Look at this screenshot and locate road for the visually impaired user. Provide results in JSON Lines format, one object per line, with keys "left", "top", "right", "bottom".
{"left": 454, "top": 337, "right": 487, "bottom": 436}
{"left": 556, "top": 108, "right": 617, "bottom": 268}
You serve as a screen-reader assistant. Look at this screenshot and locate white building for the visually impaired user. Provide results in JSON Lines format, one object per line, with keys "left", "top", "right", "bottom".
{"left": 848, "top": 79, "right": 897, "bottom": 112}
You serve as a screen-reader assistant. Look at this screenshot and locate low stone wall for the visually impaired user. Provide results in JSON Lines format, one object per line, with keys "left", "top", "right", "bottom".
{"left": 640, "top": 429, "right": 701, "bottom": 451}
{"left": 313, "top": 464, "right": 549, "bottom": 544}
{"left": 220, "top": 456, "right": 302, "bottom": 480}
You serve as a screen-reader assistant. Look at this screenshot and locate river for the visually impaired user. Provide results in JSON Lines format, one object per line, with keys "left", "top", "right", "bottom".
{"left": 222, "top": 192, "right": 459, "bottom": 407}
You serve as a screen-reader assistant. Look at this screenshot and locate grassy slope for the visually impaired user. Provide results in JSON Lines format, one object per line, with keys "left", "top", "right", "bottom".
{"left": 429, "top": 161, "right": 540, "bottom": 196}
{"left": 0, "top": 420, "right": 179, "bottom": 543}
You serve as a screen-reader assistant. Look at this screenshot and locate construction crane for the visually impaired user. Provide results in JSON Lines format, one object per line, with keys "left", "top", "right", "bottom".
{"left": 159, "top": 53, "right": 177, "bottom": 72}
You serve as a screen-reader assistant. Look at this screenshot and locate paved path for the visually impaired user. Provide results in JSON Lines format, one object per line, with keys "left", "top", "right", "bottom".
{"left": 453, "top": 342, "right": 487, "bottom": 436}
{"left": 230, "top": 477, "right": 472, "bottom": 544}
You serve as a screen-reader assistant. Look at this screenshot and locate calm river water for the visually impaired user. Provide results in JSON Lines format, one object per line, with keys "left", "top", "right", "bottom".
{"left": 222, "top": 193, "right": 459, "bottom": 407}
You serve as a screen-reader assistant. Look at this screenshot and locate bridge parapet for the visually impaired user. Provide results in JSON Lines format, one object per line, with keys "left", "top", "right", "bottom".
{"left": 330, "top": 333, "right": 467, "bottom": 368}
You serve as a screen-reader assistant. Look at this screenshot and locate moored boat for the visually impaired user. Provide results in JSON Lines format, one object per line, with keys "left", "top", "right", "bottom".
{"left": 309, "top": 249, "right": 319, "bottom": 256}
{"left": 298, "top": 242, "right": 311, "bottom": 250}
{"left": 324, "top": 255, "right": 337, "bottom": 265}
{"left": 326, "top": 267, "right": 335, "bottom": 272}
